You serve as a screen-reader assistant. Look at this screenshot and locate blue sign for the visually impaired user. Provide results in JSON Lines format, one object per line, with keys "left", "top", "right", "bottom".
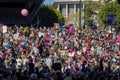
{"left": 107, "top": 14, "right": 116, "bottom": 26}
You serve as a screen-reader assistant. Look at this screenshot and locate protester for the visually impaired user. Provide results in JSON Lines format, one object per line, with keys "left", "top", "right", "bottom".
{"left": 0, "top": 25, "right": 120, "bottom": 80}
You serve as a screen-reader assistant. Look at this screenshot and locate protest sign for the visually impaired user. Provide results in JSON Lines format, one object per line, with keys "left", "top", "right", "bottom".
{"left": 3, "top": 25, "right": 7, "bottom": 33}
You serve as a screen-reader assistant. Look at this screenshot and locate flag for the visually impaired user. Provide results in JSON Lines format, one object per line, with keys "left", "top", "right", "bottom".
{"left": 24, "top": 26, "right": 29, "bottom": 37}
{"left": 53, "top": 23, "right": 60, "bottom": 29}
{"left": 24, "top": 26, "right": 29, "bottom": 33}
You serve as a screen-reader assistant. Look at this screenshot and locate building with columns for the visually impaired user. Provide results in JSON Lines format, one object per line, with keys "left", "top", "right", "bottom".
{"left": 52, "top": 0, "right": 83, "bottom": 18}
{"left": 52, "top": 0, "right": 84, "bottom": 26}
{"left": 52, "top": 0, "right": 103, "bottom": 18}
{"left": 52, "top": 0, "right": 115, "bottom": 26}
{"left": 52, "top": 0, "right": 102, "bottom": 26}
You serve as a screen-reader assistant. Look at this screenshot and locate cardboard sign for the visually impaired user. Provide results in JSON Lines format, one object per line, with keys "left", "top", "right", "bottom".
{"left": 14, "top": 34, "right": 19, "bottom": 40}
{"left": 3, "top": 25, "right": 7, "bottom": 33}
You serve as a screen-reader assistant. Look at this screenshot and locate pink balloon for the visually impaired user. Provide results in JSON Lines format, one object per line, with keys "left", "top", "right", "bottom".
{"left": 68, "top": 29, "right": 74, "bottom": 34}
{"left": 21, "top": 9, "right": 29, "bottom": 17}
{"left": 103, "top": 52, "right": 108, "bottom": 57}
{"left": 84, "top": 50, "right": 90, "bottom": 54}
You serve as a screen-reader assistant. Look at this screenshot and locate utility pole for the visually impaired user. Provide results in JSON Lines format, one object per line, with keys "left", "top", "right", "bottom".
{"left": 84, "top": 4, "right": 86, "bottom": 29}
{"left": 79, "top": 0, "right": 82, "bottom": 30}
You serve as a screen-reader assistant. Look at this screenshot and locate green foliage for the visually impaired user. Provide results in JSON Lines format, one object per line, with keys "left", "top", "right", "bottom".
{"left": 98, "top": 1, "right": 120, "bottom": 26}
{"left": 54, "top": 10, "right": 65, "bottom": 26}
{"left": 38, "top": 5, "right": 64, "bottom": 27}
{"left": 84, "top": 0, "right": 102, "bottom": 25}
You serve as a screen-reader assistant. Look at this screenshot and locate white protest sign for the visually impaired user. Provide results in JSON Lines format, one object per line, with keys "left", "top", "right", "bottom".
{"left": 3, "top": 25, "right": 7, "bottom": 33}
{"left": 38, "top": 32, "right": 44, "bottom": 37}
{"left": 14, "top": 34, "right": 19, "bottom": 40}
{"left": 69, "top": 52, "right": 74, "bottom": 57}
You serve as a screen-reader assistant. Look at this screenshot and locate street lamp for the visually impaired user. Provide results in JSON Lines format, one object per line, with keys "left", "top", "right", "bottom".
{"left": 84, "top": 4, "right": 86, "bottom": 29}
{"left": 79, "top": 0, "right": 82, "bottom": 30}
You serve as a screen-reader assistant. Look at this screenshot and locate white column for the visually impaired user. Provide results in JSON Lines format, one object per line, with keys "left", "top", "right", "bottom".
{"left": 57, "top": 4, "right": 60, "bottom": 11}
{"left": 66, "top": 4, "right": 68, "bottom": 18}
{"left": 74, "top": 4, "right": 76, "bottom": 13}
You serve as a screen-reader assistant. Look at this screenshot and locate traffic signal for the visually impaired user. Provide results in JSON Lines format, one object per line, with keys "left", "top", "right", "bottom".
{"left": 117, "top": 0, "right": 120, "bottom": 4}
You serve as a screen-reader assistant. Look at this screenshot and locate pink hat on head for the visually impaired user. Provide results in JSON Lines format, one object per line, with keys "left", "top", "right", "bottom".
{"left": 103, "top": 52, "right": 108, "bottom": 57}
{"left": 84, "top": 50, "right": 90, "bottom": 54}
{"left": 69, "top": 48, "right": 73, "bottom": 53}
{"left": 67, "top": 24, "right": 71, "bottom": 29}
{"left": 68, "top": 29, "right": 74, "bottom": 34}
{"left": 90, "top": 60, "right": 93, "bottom": 63}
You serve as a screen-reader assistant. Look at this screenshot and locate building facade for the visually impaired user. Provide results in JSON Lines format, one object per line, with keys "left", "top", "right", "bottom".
{"left": 52, "top": 0, "right": 81, "bottom": 18}
{"left": 52, "top": 0, "right": 115, "bottom": 26}
{"left": 52, "top": 0, "right": 102, "bottom": 18}
{"left": 52, "top": 0, "right": 84, "bottom": 26}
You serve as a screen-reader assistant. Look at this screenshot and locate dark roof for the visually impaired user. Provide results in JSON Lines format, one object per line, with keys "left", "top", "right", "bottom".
{"left": 0, "top": 0, "right": 44, "bottom": 25}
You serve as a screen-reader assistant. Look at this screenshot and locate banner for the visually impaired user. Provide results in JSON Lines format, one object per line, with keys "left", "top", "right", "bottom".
{"left": 107, "top": 14, "right": 116, "bottom": 26}
{"left": 53, "top": 23, "right": 60, "bottom": 29}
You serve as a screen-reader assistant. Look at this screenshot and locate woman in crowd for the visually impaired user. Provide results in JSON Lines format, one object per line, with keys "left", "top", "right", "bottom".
{"left": 0, "top": 25, "right": 120, "bottom": 80}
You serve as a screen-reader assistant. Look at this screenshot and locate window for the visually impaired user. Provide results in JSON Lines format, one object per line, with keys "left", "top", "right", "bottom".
{"left": 60, "top": 4, "right": 66, "bottom": 17}
{"left": 68, "top": 4, "right": 74, "bottom": 15}
{"left": 76, "top": 4, "right": 83, "bottom": 12}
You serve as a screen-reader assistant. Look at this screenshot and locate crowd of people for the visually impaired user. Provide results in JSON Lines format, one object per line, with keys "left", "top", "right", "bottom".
{"left": 0, "top": 25, "right": 120, "bottom": 80}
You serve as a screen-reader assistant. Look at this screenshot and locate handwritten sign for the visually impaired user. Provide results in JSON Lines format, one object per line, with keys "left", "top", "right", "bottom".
{"left": 3, "top": 25, "right": 7, "bottom": 33}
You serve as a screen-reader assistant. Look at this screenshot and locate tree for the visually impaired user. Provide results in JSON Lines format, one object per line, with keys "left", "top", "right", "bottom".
{"left": 65, "top": 11, "right": 79, "bottom": 27}
{"left": 83, "top": 0, "right": 102, "bottom": 26}
{"left": 38, "top": 5, "right": 64, "bottom": 27}
{"left": 98, "top": 1, "right": 120, "bottom": 26}
{"left": 54, "top": 10, "right": 65, "bottom": 26}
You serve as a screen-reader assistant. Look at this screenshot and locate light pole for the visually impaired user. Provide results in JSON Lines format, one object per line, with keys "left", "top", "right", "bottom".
{"left": 79, "top": 0, "right": 82, "bottom": 30}
{"left": 84, "top": 4, "right": 86, "bottom": 29}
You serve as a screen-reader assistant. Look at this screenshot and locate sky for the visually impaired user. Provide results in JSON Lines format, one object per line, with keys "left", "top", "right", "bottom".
{"left": 44, "top": 0, "right": 54, "bottom": 4}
